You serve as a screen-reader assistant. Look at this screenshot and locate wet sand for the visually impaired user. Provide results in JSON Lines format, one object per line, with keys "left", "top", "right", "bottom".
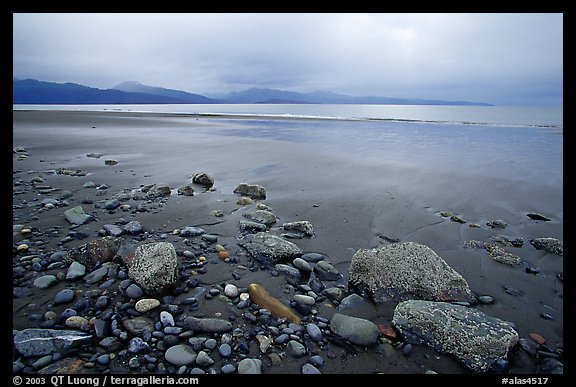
{"left": 13, "top": 110, "right": 563, "bottom": 374}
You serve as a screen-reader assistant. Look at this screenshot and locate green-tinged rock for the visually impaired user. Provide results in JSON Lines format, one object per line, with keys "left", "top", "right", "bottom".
{"left": 330, "top": 313, "right": 379, "bottom": 346}
{"left": 392, "top": 300, "right": 519, "bottom": 373}
{"left": 63, "top": 206, "right": 92, "bottom": 225}
{"left": 234, "top": 183, "right": 267, "bottom": 199}
{"left": 485, "top": 243, "right": 522, "bottom": 266}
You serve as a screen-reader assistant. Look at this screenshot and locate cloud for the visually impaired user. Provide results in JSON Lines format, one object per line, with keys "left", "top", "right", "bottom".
{"left": 13, "top": 13, "right": 563, "bottom": 105}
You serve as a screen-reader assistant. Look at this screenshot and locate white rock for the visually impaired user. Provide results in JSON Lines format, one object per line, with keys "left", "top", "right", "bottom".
{"left": 224, "top": 284, "right": 239, "bottom": 298}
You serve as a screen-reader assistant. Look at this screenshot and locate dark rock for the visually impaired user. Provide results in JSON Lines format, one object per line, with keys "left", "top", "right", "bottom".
{"left": 65, "top": 236, "right": 121, "bottom": 271}
{"left": 123, "top": 221, "right": 143, "bottom": 235}
{"left": 301, "top": 253, "right": 326, "bottom": 263}
{"left": 54, "top": 289, "right": 75, "bottom": 304}
{"left": 330, "top": 313, "right": 379, "bottom": 346}
{"left": 239, "top": 232, "right": 302, "bottom": 265}
{"left": 14, "top": 329, "right": 91, "bottom": 357}
{"left": 527, "top": 213, "right": 552, "bottom": 221}
{"left": 530, "top": 238, "right": 563, "bottom": 256}
{"left": 181, "top": 316, "right": 233, "bottom": 333}
{"left": 192, "top": 172, "right": 215, "bottom": 187}
{"left": 233, "top": 183, "right": 266, "bottom": 200}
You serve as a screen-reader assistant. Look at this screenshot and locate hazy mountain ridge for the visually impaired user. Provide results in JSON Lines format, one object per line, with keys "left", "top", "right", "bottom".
{"left": 13, "top": 79, "right": 493, "bottom": 106}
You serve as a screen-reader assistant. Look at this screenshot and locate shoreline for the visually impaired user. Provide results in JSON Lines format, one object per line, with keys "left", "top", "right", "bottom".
{"left": 13, "top": 110, "right": 563, "bottom": 374}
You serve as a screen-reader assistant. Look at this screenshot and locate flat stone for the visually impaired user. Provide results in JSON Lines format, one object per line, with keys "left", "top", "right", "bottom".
{"left": 237, "top": 358, "right": 262, "bottom": 374}
{"left": 64, "top": 206, "right": 92, "bottom": 225}
{"left": 243, "top": 210, "right": 277, "bottom": 226}
{"left": 301, "top": 253, "right": 326, "bottom": 263}
{"left": 392, "top": 300, "right": 519, "bottom": 373}
{"left": 14, "top": 329, "right": 91, "bottom": 357}
{"left": 34, "top": 275, "right": 58, "bottom": 289}
{"left": 349, "top": 242, "right": 475, "bottom": 303}
{"left": 122, "top": 317, "right": 155, "bottom": 337}
{"left": 330, "top": 313, "right": 379, "bottom": 347}
{"left": 527, "top": 213, "right": 552, "bottom": 221}
{"left": 283, "top": 221, "right": 315, "bottom": 237}
{"left": 165, "top": 345, "right": 197, "bottom": 366}
{"left": 181, "top": 316, "right": 233, "bottom": 333}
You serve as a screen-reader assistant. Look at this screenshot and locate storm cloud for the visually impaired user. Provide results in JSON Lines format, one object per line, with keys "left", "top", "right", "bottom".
{"left": 13, "top": 13, "right": 563, "bottom": 105}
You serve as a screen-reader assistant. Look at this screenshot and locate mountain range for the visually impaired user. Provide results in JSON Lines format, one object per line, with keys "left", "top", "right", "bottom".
{"left": 13, "top": 79, "right": 493, "bottom": 106}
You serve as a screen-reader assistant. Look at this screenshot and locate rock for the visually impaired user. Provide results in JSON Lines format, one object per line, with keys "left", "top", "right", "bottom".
{"left": 219, "top": 343, "right": 232, "bottom": 358}
{"left": 323, "top": 287, "right": 347, "bottom": 302}
{"left": 256, "top": 335, "right": 272, "bottom": 353}
{"left": 195, "top": 351, "right": 215, "bottom": 367}
{"left": 239, "top": 220, "right": 267, "bottom": 233}
{"left": 301, "top": 253, "right": 326, "bottom": 263}
{"left": 144, "top": 183, "right": 171, "bottom": 198}
{"left": 293, "top": 257, "right": 312, "bottom": 272}
{"left": 237, "top": 358, "right": 262, "bottom": 374}
{"left": 14, "top": 329, "right": 91, "bottom": 357}
{"left": 484, "top": 243, "right": 522, "bottom": 266}
{"left": 450, "top": 215, "right": 467, "bottom": 224}
{"left": 65, "top": 236, "right": 122, "bottom": 271}
{"left": 160, "top": 311, "right": 175, "bottom": 327}
{"left": 287, "top": 340, "right": 307, "bottom": 357}
{"left": 84, "top": 266, "right": 109, "bottom": 285}
{"left": 527, "top": 213, "right": 552, "bottom": 221}
{"left": 134, "top": 298, "right": 160, "bottom": 313}
{"left": 179, "top": 226, "right": 206, "bottom": 237}
{"left": 103, "top": 224, "right": 123, "bottom": 237}
{"left": 275, "top": 264, "right": 302, "bottom": 281}
{"left": 283, "top": 221, "right": 315, "bottom": 237}
{"left": 165, "top": 345, "right": 197, "bottom": 366}
{"left": 66, "top": 262, "right": 86, "bottom": 280}
{"left": 294, "top": 294, "right": 316, "bottom": 306}
{"left": 125, "top": 284, "right": 144, "bottom": 299}
{"left": 243, "top": 210, "right": 277, "bottom": 226}
{"left": 330, "top": 313, "right": 379, "bottom": 346}
{"left": 234, "top": 183, "right": 266, "bottom": 200}
{"left": 392, "top": 300, "right": 519, "bottom": 373}
{"left": 529, "top": 333, "right": 546, "bottom": 345}
{"left": 247, "top": 283, "right": 301, "bottom": 324}
{"left": 239, "top": 232, "right": 302, "bottom": 265}
{"left": 301, "top": 363, "right": 322, "bottom": 374}
{"left": 64, "top": 206, "right": 92, "bottom": 225}
{"left": 487, "top": 219, "right": 508, "bottom": 229}
{"left": 224, "top": 284, "right": 239, "bottom": 298}
{"left": 192, "top": 172, "right": 215, "bottom": 187}
{"left": 54, "top": 289, "right": 75, "bottom": 304}
{"left": 313, "top": 261, "right": 341, "bottom": 281}
{"left": 236, "top": 197, "right": 253, "bottom": 205}
{"left": 306, "top": 323, "right": 323, "bottom": 342}
{"left": 34, "top": 275, "right": 58, "bottom": 289}
{"left": 104, "top": 199, "right": 122, "bottom": 210}
{"left": 181, "top": 316, "right": 233, "bottom": 333}
{"left": 56, "top": 167, "right": 86, "bottom": 176}
{"left": 530, "top": 238, "right": 563, "bottom": 256}
{"left": 349, "top": 242, "right": 475, "bottom": 303}
{"left": 177, "top": 184, "right": 195, "bottom": 196}
{"left": 123, "top": 221, "right": 143, "bottom": 235}
{"left": 65, "top": 316, "right": 90, "bottom": 330}
{"left": 221, "top": 364, "right": 236, "bottom": 374}
{"left": 126, "top": 242, "right": 178, "bottom": 295}
{"left": 36, "top": 358, "right": 86, "bottom": 374}
{"left": 478, "top": 295, "right": 495, "bottom": 305}
{"left": 122, "top": 317, "right": 155, "bottom": 337}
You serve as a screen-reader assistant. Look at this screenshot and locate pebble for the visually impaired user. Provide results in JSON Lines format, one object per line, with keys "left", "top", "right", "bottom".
{"left": 65, "top": 316, "right": 90, "bottom": 330}
{"left": 294, "top": 294, "right": 316, "bottom": 306}
{"left": 221, "top": 364, "right": 236, "bottom": 374}
{"left": 164, "top": 344, "right": 197, "bottom": 366}
{"left": 97, "top": 354, "right": 110, "bottom": 366}
{"left": 293, "top": 257, "right": 312, "bottom": 272}
{"left": 160, "top": 311, "right": 175, "bottom": 327}
{"left": 478, "top": 295, "right": 495, "bottom": 304}
{"left": 66, "top": 262, "right": 86, "bottom": 280}
{"left": 256, "top": 334, "right": 273, "bottom": 353}
{"left": 34, "top": 275, "right": 58, "bottom": 289}
{"left": 529, "top": 333, "right": 546, "bottom": 345}
{"left": 301, "top": 253, "right": 326, "bottom": 263}
{"left": 32, "top": 355, "right": 53, "bottom": 370}
{"left": 54, "top": 289, "right": 75, "bottom": 304}
{"left": 204, "top": 338, "right": 217, "bottom": 350}
{"left": 224, "top": 284, "right": 239, "bottom": 298}
{"left": 124, "top": 221, "right": 144, "bottom": 235}
{"left": 128, "top": 337, "right": 151, "bottom": 353}
{"left": 306, "top": 323, "right": 323, "bottom": 342}
{"left": 287, "top": 340, "right": 307, "bottom": 358}
{"left": 309, "top": 355, "right": 324, "bottom": 367}
{"left": 195, "top": 351, "right": 215, "bottom": 367}
{"left": 125, "top": 284, "right": 144, "bottom": 299}
{"left": 218, "top": 343, "right": 232, "bottom": 358}
{"left": 135, "top": 299, "right": 160, "bottom": 313}
{"left": 237, "top": 358, "right": 262, "bottom": 374}
{"left": 302, "top": 363, "right": 321, "bottom": 374}
{"left": 402, "top": 343, "right": 413, "bottom": 356}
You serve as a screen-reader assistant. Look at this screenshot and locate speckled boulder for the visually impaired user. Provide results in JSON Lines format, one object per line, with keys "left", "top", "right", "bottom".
{"left": 392, "top": 300, "right": 519, "bottom": 372}
{"left": 530, "top": 238, "right": 563, "bottom": 256}
{"left": 126, "top": 242, "right": 178, "bottom": 296}
{"left": 349, "top": 242, "right": 475, "bottom": 303}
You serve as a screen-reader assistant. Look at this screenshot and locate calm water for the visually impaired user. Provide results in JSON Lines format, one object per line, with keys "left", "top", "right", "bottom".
{"left": 13, "top": 104, "right": 563, "bottom": 128}
{"left": 13, "top": 104, "right": 563, "bottom": 187}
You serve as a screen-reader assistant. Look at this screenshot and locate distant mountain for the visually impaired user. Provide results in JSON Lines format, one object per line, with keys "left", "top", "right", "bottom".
{"left": 221, "top": 87, "right": 493, "bottom": 106}
{"left": 13, "top": 79, "right": 493, "bottom": 106}
{"left": 112, "top": 81, "right": 219, "bottom": 103}
{"left": 12, "top": 79, "right": 218, "bottom": 104}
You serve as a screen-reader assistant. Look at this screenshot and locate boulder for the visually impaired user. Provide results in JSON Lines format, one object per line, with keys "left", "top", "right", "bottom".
{"left": 126, "top": 242, "right": 178, "bottom": 295}
{"left": 349, "top": 242, "right": 475, "bottom": 303}
{"left": 14, "top": 329, "right": 92, "bottom": 357}
{"left": 530, "top": 238, "right": 563, "bottom": 256}
{"left": 392, "top": 300, "right": 519, "bottom": 373}
{"left": 239, "top": 232, "right": 302, "bottom": 265}
{"left": 192, "top": 172, "right": 215, "bottom": 187}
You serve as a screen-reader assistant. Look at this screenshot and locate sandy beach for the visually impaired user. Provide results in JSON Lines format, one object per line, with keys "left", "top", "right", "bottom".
{"left": 12, "top": 110, "right": 563, "bottom": 375}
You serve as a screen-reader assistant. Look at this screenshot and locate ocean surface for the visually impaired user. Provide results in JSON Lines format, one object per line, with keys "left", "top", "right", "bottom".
{"left": 14, "top": 104, "right": 563, "bottom": 188}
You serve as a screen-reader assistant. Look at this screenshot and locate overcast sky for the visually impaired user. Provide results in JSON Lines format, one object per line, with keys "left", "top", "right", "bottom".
{"left": 13, "top": 13, "right": 563, "bottom": 105}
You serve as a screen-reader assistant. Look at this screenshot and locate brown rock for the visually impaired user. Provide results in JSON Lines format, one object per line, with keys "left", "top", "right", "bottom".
{"left": 529, "top": 333, "right": 546, "bottom": 346}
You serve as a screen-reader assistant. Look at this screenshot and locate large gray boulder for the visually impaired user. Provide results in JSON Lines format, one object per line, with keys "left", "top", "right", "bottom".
{"left": 392, "top": 300, "right": 519, "bottom": 373}
{"left": 14, "top": 329, "right": 92, "bottom": 357}
{"left": 126, "top": 242, "right": 178, "bottom": 296}
{"left": 349, "top": 242, "right": 475, "bottom": 303}
{"left": 239, "top": 232, "right": 302, "bottom": 265}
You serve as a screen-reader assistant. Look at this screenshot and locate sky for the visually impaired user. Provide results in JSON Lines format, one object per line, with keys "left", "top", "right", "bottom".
{"left": 13, "top": 13, "right": 563, "bottom": 105}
